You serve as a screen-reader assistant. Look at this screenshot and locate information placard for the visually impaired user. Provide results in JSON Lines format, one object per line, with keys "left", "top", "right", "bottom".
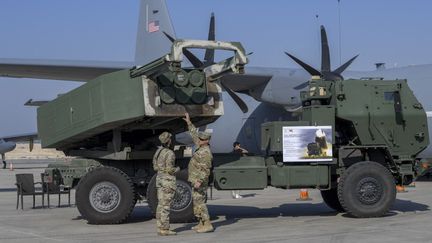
{"left": 282, "top": 126, "right": 332, "bottom": 162}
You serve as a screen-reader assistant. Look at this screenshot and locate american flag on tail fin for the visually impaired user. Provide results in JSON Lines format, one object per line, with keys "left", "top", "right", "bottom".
{"left": 148, "top": 21, "right": 159, "bottom": 33}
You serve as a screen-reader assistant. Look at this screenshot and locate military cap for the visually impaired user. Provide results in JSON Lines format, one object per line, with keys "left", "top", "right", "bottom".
{"left": 159, "top": 132, "right": 172, "bottom": 144}
{"left": 198, "top": 131, "right": 211, "bottom": 140}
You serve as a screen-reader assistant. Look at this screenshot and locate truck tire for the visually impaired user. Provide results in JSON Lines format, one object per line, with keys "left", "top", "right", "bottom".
{"left": 76, "top": 166, "right": 135, "bottom": 224}
{"left": 337, "top": 161, "right": 396, "bottom": 218}
{"left": 147, "top": 170, "right": 194, "bottom": 222}
{"left": 320, "top": 187, "right": 345, "bottom": 212}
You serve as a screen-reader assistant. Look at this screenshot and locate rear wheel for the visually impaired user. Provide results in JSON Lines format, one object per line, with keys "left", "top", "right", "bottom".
{"left": 147, "top": 170, "right": 194, "bottom": 222}
{"left": 338, "top": 161, "right": 396, "bottom": 218}
{"left": 76, "top": 166, "right": 135, "bottom": 224}
{"left": 320, "top": 187, "right": 345, "bottom": 212}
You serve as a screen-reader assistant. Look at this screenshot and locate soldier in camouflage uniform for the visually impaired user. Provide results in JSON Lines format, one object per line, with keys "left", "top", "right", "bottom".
{"left": 153, "top": 131, "right": 179, "bottom": 236}
{"left": 183, "top": 113, "right": 214, "bottom": 233}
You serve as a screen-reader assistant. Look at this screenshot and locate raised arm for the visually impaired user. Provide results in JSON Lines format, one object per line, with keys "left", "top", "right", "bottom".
{"left": 183, "top": 113, "right": 200, "bottom": 146}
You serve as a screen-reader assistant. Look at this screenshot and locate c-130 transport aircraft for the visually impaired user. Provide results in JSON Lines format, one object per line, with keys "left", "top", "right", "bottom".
{"left": 0, "top": 0, "right": 431, "bottom": 163}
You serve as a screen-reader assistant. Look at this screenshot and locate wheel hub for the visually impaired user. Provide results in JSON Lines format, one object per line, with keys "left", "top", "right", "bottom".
{"left": 356, "top": 177, "right": 382, "bottom": 205}
{"left": 89, "top": 181, "right": 122, "bottom": 213}
{"left": 171, "top": 180, "right": 192, "bottom": 211}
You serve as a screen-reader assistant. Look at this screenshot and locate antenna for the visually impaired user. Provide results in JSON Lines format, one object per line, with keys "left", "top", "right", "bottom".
{"left": 315, "top": 14, "right": 320, "bottom": 60}
{"left": 338, "top": 0, "right": 342, "bottom": 66}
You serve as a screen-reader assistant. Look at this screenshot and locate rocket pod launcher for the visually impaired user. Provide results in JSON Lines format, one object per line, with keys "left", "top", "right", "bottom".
{"left": 37, "top": 40, "right": 248, "bottom": 156}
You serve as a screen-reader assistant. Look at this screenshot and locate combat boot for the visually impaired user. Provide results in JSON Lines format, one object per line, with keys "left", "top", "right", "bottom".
{"left": 196, "top": 220, "right": 214, "bottom": 233}
{"left": 158, "top": 229, "right": 177, "bottom": 236}
{"left": 192, "top": 220, "right": 203, "bottom": 231}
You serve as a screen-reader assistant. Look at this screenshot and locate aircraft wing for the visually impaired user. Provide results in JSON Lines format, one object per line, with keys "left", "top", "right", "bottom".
{"left": 0, "top": 58, "right": 133, "bottom": 81}
{"left": 2, "top": 133, "right": 38, "bottom": 142}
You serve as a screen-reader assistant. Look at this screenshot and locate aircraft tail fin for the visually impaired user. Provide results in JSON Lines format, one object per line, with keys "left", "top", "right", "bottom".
{"left": 134, "top": 0, "right": 176, "bottom": 65}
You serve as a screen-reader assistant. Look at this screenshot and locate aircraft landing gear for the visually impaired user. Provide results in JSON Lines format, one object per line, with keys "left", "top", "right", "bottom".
{"left": 2, "top": 154, "right": 5, "bottom": 169}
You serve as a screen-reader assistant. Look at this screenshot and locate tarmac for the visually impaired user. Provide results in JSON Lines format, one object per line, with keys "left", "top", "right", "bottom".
{"left": 1, "top": 160, "right": 432, "bottom": 243}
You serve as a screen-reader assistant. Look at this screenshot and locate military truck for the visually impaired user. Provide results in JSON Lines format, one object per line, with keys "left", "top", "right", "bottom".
{"left": 42, "top": 44, "right": 429, "bottom": 223}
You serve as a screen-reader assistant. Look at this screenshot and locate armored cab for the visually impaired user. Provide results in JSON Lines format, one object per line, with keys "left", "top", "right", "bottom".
{"left": 301, "top": 78, "right": 429, "bottom": 180}
{"left": 260, "top": 78, "right": 429, "bottom": 183}
{"left": 214, "top": 77, "right": 429, "bottom": 218}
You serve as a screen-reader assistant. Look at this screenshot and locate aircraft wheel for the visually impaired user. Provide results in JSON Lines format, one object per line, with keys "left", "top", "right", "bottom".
{"left": 338, "top": 161, "right": 396, "bottom": 218}
{"left": 320, "top": 187, "right": 345, "bottom": 212}
{"left": 147, "top": 169, "right": 194, "bottom": 222}
{"left": 76, "top": 166, "right": 135, "bottom": 224}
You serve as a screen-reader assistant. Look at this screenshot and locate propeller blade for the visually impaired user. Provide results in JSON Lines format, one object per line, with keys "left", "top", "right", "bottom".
{"left": 29, "top": 138, "right": 34, "bottom": 152}
{"left": 221, "top": 82, "right": 248, "bottom": 113}
{"left": 204, "top": 12, "right": 216, "bottom": 66}
{"left": 333, "top": 54, "right": 359, "bottom": 74}
{"left": 320, "top": 25, "right": 331, "bottom": 72}
{"left": 293, "top": 81, "right": 309, "bottom": 90}
{"left": 285, "top": 52, "right": 321, "bottom": 76}
{"left": 182, "top": 49, "right": 205, "bottom": 68}
{"left": 162, "top": 31, "right": 175, "bottom": 42}
{"left": 162, "top": 31, "right": 204, "bottom": 68}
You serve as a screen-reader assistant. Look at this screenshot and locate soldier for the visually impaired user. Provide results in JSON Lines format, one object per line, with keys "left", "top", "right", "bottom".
{"left": 183, "top": 113, "right": 214, "bottom": 233}
{"left": 231, "top": 141, "right": 248, "bottom": 199}
{"left": 153, "top": 131, "right": 179, "bottom": 236}
{"left": 233, "top": 141, "right": 248, "bottom": 155}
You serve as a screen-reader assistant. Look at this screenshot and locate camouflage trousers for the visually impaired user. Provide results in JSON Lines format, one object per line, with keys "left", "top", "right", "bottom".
{"left": 192, "top": 184, "right": 210, "bottom": 222}
{"left": 156, "top": 174, "right": 176, "bottom": 230}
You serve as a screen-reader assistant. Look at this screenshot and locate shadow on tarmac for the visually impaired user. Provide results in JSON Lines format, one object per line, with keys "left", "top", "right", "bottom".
{"left": 68, "top": 198, "right": 430, "bottom": 228}
{"left": 209, "top": 202, "right": 338, "bottom": 219}
{"left": 0, "top": 188, "right": 16, "bottom": 192}
{"left": 417, "top": 174, "right": 432, "bottom": 181}
{"left": 70, "top": 206, "right": 154, "bottom": 224}
{"left": 340, "top": 198, "right": 430, "bottom": 218}
{"left": 391, "top": 198, "right": 430, "bottom": 212}
{"left": 239, "top": 193, "right": 256, "bottom": 198}
{"left": 189, "top": 198, "right": 428, "bottom": 231}
{"left": 126, "top": 205, "right": 154, "bottom": 224}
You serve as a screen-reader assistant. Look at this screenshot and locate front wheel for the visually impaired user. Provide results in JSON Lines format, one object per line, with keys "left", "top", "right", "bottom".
{"left": 147, "top": 170, "right": 194, "bottom": 222}
{"left": 75, "top": 166, "right": 135, "bottom": 224}
{"left": 338, "top": 161, "right": 396, "bottom": 218}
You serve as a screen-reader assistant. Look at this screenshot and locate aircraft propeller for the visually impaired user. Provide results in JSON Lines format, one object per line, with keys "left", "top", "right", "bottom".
{"left": 285, "top": 25, "right": 359, "bottom": 89}
{"left": 163, "top": 13, "right": 249, "bottom": 113}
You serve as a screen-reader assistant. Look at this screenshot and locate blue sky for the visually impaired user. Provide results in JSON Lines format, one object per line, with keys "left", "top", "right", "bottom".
{"left": 0, "top": 0, "right": 431, "bottom": 136}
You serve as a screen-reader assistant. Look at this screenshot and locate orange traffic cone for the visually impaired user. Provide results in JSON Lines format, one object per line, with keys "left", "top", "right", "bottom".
{"left": 396, "top": 185, "right": 407, "bottom": 193}
{"left": 9, "top": 162, "right": 14, "bottom": 171}
{"left": 296, "top": 189, "right": 312, "bottom": 201}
